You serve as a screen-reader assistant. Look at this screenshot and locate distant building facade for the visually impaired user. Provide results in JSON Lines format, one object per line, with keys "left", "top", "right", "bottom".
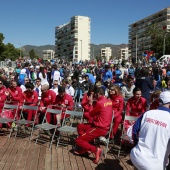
{"left": 129, "top": 7, "right": 170, "bottom": 57}
{"left": 119, "top": 47, "right": 130, "bottom": 60}
{"left": 43, "top": 50, "right": 55, "bottom": 61}
{"left": 101, "top": 47, "right": 112, "bottom": 62}
{"left": 55, "top": 16, "right": 91, "bottom": 62}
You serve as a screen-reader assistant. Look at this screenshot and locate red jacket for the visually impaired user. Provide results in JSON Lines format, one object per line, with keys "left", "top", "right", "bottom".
{"left": 126, "top": 96, "right": 147, "bottom": 116}
{"left": 55, "top": 93, "right": 74, "bottom": 110}
{"left": 81, "top": 93, "right": 93, "bottom": 113}
{"left": 7, "top": 86, "right": 23, "bottom": 103}
{"left": 110, "top": 95, "right": 124, "bottom": 118}
{"left": 0, "top": 86, "right": 7, "bottom": 103}
{"left": 40, "top": 90, "right": 56, "bottom": 107}
{"left": 22, "top": 90, "right": 38, "bottom": 106}
{"left": 90, "top": 96, "right": 113, "bottom": 131}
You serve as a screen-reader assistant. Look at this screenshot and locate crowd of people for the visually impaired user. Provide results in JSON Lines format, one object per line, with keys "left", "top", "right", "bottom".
{"left": 0, "top": 56, "right": 170, "bottom": 167}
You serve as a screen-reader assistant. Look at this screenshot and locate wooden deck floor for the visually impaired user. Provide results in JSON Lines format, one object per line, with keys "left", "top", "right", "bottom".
{"left": 0, "top": 133, "right": 135, "bottom": 170}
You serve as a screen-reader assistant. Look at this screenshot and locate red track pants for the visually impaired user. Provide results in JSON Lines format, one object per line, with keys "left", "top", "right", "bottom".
{"left": 75, "top": 123, "right": 107, "bottom": 153}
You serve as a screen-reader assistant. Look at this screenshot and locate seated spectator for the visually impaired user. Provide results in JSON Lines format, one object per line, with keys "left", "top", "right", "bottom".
{"left": 51, "top": 80, "right": 59, "bottom": 95}
{"left": 108, "top": 85, "right": 124, "bottom": 139}
{"left": 82, "top": 74, "right": 92, "bottom": 92}
{"left": 0, "top": 81, "right": 7, "bottom": 113}
{"left": 20, "top": 78, "right": 30, "bottom": 92}
{"left": 21, "top": 82, "right": 38, "bottom": 125}
{"left": 75, "top": 87, "right": 113, "bottom": 164}
{"left": 81, "top": 84, "right": 95, "bottom": 123}
{"left": 61, "top": 79, "right": 75, "bottom": 97}
{"left": 121, "top": 77, "right": 135, "bottom": 99}
{"left": 34, "top": 78, "right": 42, "bottom": 100}
{"left": 54, "top": 86, "right": 74, "bottom": 126}
{"left": 39, "top": 84, "right": 56, "bottom": 123}
{"left": 125, "top": 87, "right": 147, "bottom": 130}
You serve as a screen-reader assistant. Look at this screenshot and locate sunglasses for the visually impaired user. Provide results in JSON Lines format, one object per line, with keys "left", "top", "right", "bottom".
{"left": 54, "top": 84, "right": 58, "bottom": 85}
{"left": 0, "top": 83, "right": 2, "bottom": 85}
{"left": 36, "top": 81, "right": 40, "bottom": 82}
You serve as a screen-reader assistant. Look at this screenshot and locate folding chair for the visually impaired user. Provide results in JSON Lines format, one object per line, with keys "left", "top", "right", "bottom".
{"left": 117, "top": 115, "right": 138, "bottom": 157}
{"left": 0, "top": 101, "right": 19, "bottom": 138}
{"left": 56, "top": 107, "right": 84, "bottom": 149}
{"left": 33, "top": 105, "right": 62, "bottom": 150}
{"left": 98, "top": 113, "right": 114, "bottom": 158}
{"left": 14, "top": 103, "right": 38, "bottom": 140}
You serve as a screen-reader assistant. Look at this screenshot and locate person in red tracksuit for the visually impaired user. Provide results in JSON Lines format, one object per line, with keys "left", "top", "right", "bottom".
{"left": 39, "top": 84, "right": 56, "bottom": 123}
{"left": 108, "top": 85, "right": 124, "bottom": 139}
{"left": 81, "top": 84, "right": 95, "bottom": 123}
{"left": 21, "top": 82, "right": 38, "bottom": 125}
{"left": 54, "top": 86, "right": 74, "bottom": 126}
{"left": 5, "top": 80, "right": 23, "bottom": 119}
{"left": 125, "top": 87, "right": 147, "bottom": 130}
{"left": 0, "top": 81, "right": 7, "bottom": 113}
{"left": 75, "top": 87, "right": 113, "bottom": 164}
{"left": 149, "top": 90, "right": 161, "bottom": 110}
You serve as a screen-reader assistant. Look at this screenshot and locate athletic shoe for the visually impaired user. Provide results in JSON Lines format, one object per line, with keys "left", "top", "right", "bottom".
{"left": 93, "top": 147, "right": 102, "bottom": 164}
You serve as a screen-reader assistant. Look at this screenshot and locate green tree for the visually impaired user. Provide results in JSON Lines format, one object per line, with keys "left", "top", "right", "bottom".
{"left": 0, "top": 33, "right": 5, "bottom": 58}
{"left": 144, "top": 23, "right": 170, "bottom": 57}
{"left": 28, "top": 49, "right": 39, "bottom": 59}
{"left": 1, "top": 43, "right": 20, "bottom": 61}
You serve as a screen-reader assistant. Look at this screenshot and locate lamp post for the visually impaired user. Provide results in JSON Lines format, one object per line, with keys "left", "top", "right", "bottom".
{"left": 163, "top": 34, "right": 166, "bottom": 55}
{"left": 80, "top": 40, "right": 82, "bottom": 62}
{"left": 136, "top": 33, "right": 138, "bottom": 63}
{"left": 18, "top": 43, "right": 21, "bottom": 57}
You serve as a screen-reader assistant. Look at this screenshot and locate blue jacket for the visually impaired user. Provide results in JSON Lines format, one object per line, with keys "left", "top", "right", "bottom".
{"left": 102, "top": 70, "right": 113, "bottom": 82}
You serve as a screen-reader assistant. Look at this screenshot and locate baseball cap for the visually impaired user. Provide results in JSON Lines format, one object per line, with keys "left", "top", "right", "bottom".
{"left": 159, "top": 91, "right": 170, "bottom": 104}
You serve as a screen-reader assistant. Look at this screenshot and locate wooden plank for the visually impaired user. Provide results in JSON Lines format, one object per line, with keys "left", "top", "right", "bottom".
{"left": 29, "top": 146, "right": 41, "bottom": 170}
{"left": 45, "top": 148, "right": 52, "bottom": 170}
{"left": 37, "top": 145, "right": 46, "bottom": 170}
{"left": 67, "top": 145, "right": 78, "bottom": 170}
{"left": 51, "top": 145, "right": 57, "bottom": 170}
{"left": 62, "top": 147, "right": 71, "bottom": 170}
{"left": 56, "top": 146, "right": 64, "bottom": 170}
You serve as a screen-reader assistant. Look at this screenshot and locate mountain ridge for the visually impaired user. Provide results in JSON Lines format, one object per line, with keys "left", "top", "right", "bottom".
{"left": 22, "top": 43, "right": 127, "bottom": 58}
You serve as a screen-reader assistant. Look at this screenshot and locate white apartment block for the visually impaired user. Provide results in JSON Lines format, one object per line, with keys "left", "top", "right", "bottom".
{"left": 129, "top": 7, "right": 170, "bottom": 57}
{"left": 55, "top": 16, "right": 91, "bottom": 62}
{"left": 101, "top": 47, "right": 112, "bottom": 62}
{"left": 43, "top": 50, "right": 55, "bottom": 61}
{"left": 119, "top": 47, "right": 130, "bottom": 60}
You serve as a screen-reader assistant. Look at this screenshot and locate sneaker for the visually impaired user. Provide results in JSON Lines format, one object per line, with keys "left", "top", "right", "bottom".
{"left": 93, "top": 147, "right": 102, "bottom": 164}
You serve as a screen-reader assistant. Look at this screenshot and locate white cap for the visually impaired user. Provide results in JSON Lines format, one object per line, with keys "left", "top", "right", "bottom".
{"left": 159, "top": 91, "right": 170, "bottom": 104}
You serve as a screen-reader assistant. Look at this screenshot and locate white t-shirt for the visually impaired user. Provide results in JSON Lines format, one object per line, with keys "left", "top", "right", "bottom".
{"left": 39, "top": 72, "right": 49, "bottom": 85}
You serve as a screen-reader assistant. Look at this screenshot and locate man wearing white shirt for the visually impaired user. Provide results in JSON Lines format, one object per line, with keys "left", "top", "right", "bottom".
{"left": 34, "top": 78, "right": 42, "bottom": 100}
{"left": 130, "top": 91, "right": 170, "bottom": 170}
{"left": 61, "top": 79, "right": 75, "bottom": 97}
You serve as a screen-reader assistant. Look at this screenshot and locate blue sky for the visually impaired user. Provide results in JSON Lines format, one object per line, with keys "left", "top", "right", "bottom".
{"left": 0, "top": 0, "right": 169, "bottom": 48}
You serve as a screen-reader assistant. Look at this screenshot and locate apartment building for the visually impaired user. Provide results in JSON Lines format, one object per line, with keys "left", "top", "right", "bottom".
{"left": 119, "top": 47, "right": 130, "bottom": 60}
{"left": 101, "top": 47, "right": 112, "bottom": 62}
{"left": 43, "top": 50, "right": 55, "bottom": 61}
{"left": 129, "top": 7, "right": 170, "bottom": 58}
{"left": 55, "top": 16, "right": 91, "bottom": 62}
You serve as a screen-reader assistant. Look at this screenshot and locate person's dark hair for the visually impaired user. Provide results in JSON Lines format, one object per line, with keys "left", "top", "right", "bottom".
{"left": 25, "top": 82, "right": 34, "bottom": 90}
{"left": 24, "top": 63, "right": 29, "bottom": 67}
{"left": 87, "top": 84, "right": 95, "bottom": 96}
{"left": 133, "top": 87, "right": 141, "bottom": 95}
{"left": 40, "top": 66, "right": 46, "bottom": 78}
{"left": 36, "top": 78, "right": 41, "bottom": 82}
{"left": 94, "top": 87, "right": 105, "bottom": 96}
{"left": 58, "top": 86, "right": 65, "bottom": 93}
